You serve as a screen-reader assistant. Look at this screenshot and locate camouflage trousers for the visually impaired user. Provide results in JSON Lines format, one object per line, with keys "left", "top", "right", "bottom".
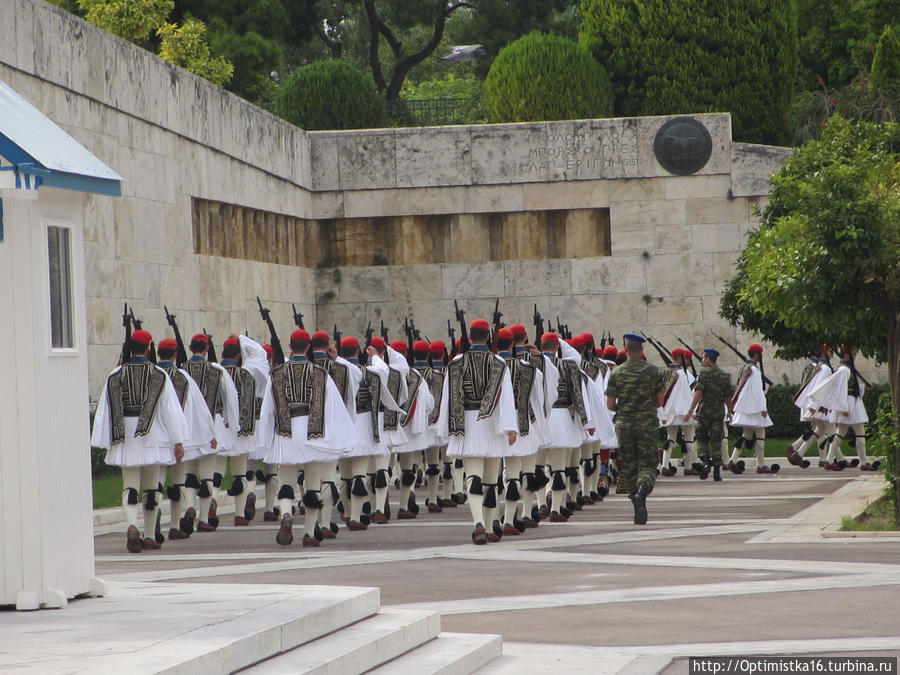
{"left": 695, "top": 415, "right": 726, "bottom": 466}
{"left": 614, "top": 415, "right": 658, "bottom": 498}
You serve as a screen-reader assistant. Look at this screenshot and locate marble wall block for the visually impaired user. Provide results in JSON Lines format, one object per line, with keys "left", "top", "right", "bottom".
{"left": 442, "top": 262, "right": 505, "bottom": 299}
{"left": 646, "top": 253, "right": 715, "bottom": 297}
{"left": 503, "top": 259, "right": 572, "bottom": 297}
{"left": 731, "top": 143, "right": 793, "bottom": 198}
{"left": 394, "top": 126, "right": 472, "bottom": 188}
{"left": 685, "top": 197, "right": 750, "bottom": 225}
{"left": 337, "top": 131, "right": 396, "bottom": 190}
{"left": 571, "top": 256, "right": 646, "bottom": 295}
{"left": 390, "top": 264, "right": 444, "bottom": 301}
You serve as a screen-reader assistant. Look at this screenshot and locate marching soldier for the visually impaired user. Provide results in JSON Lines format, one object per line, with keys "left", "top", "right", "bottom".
{"left": 658, "top": 348, "right": 696, "bottom": 477}
{"left": 605, "top": 334, "right": 665, "bottom": 524}
{"left": 401, "top": 340, "right": 437, "bottom": 517}
{"left": 91, "top": 330, "right": 187, "bottom": 552}
{"left": 787, "top": 345, "right": 834, "bottom": 469}
{"left": 438, "top": 318, "right": 517, "bottom": 544}
{"left": 259, "top": 329, "right": 355, "bottom": 547}
{"left": 684, "top": 348, "right": 734, "bottom": 481}
{"left": 155, "top": 337, "right": 215, "bottom": 540}
{"left": 728, "top": 344, "right": 777, "bottom": 474}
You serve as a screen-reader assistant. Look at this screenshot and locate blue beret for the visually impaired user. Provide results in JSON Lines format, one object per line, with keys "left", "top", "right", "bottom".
{"left": 623, "top": 333, "right": 645, "bottom": 343}
{"left": 703, "top": 348, "right": 719, "bottom": 357}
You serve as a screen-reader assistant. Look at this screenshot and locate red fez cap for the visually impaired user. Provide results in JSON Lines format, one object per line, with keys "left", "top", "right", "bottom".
{"left": 263, "top": 344, "right": 274, "bottom": 357}
{"left": 131, "top": 329, "right": 152, "bottom": 345}
{"left": 603, "top": 345, "right": 618, "bottom": 357}
{"left": 430, "top": 340, "right": 446, "bottom": 354}
{"left": 595, "top": 347, "right": 604, "bottom": 356}
{"left": 748, "top": 343, "right": 764, "bottom": 353}
{"left": 341, "top": 336, "right": 359, "bottom": 349}
{"left": 455, "top": 338, "right": 461, "bottom": 350}
{"left": 571, "top": 335, "right": 586, "bottom": 348}
{"left": 190, "top": 333, "right": 208, "bottom": 345}
{"left": 497, "top": 328, "right": 514, "bottom": 340}
{"left": 290, "top": 329, "right": 310, "bottom": 341}
{"left": 579, "top": 332, "right": 594, "bottom": 344}
{"left": 470, "top": 318, "right": 490, "bottom": 331}
{"left": 671, "top": 347, "right": 684, "bottom": 358}
{"left": 390, "top": 340, "right": 408, "bottom": 352}
{"left": 508, "top": 323, "right": 527, "bottom": 337}
{"left": 158, "top": 337, "right": 177, "bottom": 351}
{"left": 412, "top": 339, "right": 430, "bottom": 352}
{"left": 371, "top": 337, "right": 386, "bottom": 349}
{"left": 223, "top": 335, "right": 240, "bottom": 347}
{"left": 541, "top": 332, "right": 559, "bottom": 344}
{"left": 617, "top": 349, "right": 626, "bottom": 357}
{"left": 311, "top": 330, "right": 330, "bottom": 342}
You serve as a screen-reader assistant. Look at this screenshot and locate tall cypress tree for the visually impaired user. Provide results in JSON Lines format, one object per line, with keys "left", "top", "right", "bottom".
{"left": 580, "top": 0, "right": 798, "bottom": 146}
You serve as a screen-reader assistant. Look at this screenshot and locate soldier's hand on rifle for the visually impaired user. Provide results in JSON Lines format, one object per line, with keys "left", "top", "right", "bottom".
{"left": 761, "top": 411, "right": 767, "bottom": 417}
{"left": 507, "top": 431, "right": 517, "bottom": 446}
{"left": 527, "top": 344, "right": 539, "bottom": 355}
{"left": 211, "top": 439, "right": 217, "bottom": 450}
{"left": 588, "top": 427, "right": 595, "bottom": 436}
{"left": 327, "top": 344, "right": 338, "bottom": 359}
{"left": 366, "top": 345, "right": 377, "bottom": 358}
{"left": 174, "top": 443, "right": 184, "bottom": 463}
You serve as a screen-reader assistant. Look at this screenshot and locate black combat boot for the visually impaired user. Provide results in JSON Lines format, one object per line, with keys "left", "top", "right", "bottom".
{"left": 713, "top": 465, "right": 722, "bottom": 481}
{"left": 632, "top": 484, "right": 650, "bottom": 525}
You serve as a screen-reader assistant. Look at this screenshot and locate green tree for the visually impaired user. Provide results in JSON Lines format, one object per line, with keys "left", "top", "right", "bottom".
{"left": 77, "top": 0, "right": 173, "bottom": 41}
{"left": 720, "top": 116, "right": 900, "bottom": 510}
{"left": 158, "top": 19, "right": 234, "bottom": 86}
{"left": 871, "top": 25, "right": 900, "bottom": 89}
{"left": 484, "top": 31, "right": 612, "bottom": 122}
{"left": 580, "top": 0, "right": 798, "bottom": 145}
{"left": 449, "top": 0, "right": 578, "bottom": 56}
{"left": 276, "top": 60, "right": 385, "bottom": 130}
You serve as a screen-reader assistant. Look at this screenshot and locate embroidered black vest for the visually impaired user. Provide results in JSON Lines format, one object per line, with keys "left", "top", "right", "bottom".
{"left": 223, "top": 364, "right": 257, "bottom": 436}
{"left": 160, "top": 364, "right": 189, "bottom": 409}
{"left": 382, "top": 368, "right": 403, "bottom": 431}
{"left": 106, "top": 362, "right": 167, "bottom": 445}
{"left": 504, "top": 355, "right": 536, "bottom": 435}
{"left": 446, "top": 350, "right": 506, "bottom": 436}
{"left": 184, "top": 360, "right": 223, "bottom": 418}
{"left": 270, "top": 361, "right": 327, "bottom": 439}
{"left": 355, "top": 366, "right": 383, "bottom": 442}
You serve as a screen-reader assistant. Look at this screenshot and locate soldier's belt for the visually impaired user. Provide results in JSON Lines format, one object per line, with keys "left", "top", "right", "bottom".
{"left": 356, "top": 404, "right": 373, "bottom": 414}
{"left": 122, "top": 406, "right": 142, "bottom": 417}
{"left": 462, "top": 402, "right": 481, "bottom": 411}
{"left": 289, "top": 403, "right": 310, "bottom": 418}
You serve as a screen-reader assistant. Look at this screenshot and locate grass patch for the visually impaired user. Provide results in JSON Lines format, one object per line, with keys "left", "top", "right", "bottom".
{"left": 840, "top": 496, "right": 898, "bottom": 531}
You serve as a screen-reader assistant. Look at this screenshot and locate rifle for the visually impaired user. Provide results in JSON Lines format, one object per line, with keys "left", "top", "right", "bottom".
{"left": 712, "top": 332, "right": 773, "bottom": 387}
{"left": 492, "top": 298, "right": 504, "bottom": 330}
{"left": 532, "top": 304, "right": 543, "bottom": 345}
{"left": 333, "top": 324, "right": 341, "bottom": 348}
{"left": 641, "top": 332, "right": 672, "bottom": 366}
{"left": 129, "top": 308, "right": 156, "bottom": 363}
{"left": 120, "top": 302, "right": 132, "bottom": 365}
{"left": 447, "top": 320, "right": 457, "bottom": 357}
{"left": 846, "top": 351, "right": 873, "bottom": 389}
{"left": 380, "top": 320, "right": 389, "bottom": 345}
{"left": 291, "top": 303, "right": 305, "bottom": 330}
{"left": 164, "top": 305, "right": 189, "bottom": 367}
{"left": 454, "top": 300, "right": 469, "bottom": 352}
{"left": 671, "top": 334, "right": 699, "bottom": 377}
{"left": 364, "top": 321, "right": 375, "bottom": 351}
{"left": 203, "top": 328, "right": 217, "bottom": 363}
{"left": 404, "top": 317, "right": 414, "bottom": 361}
{"left": 256, "top": 297, "right": 286, "bottom": 365}
{"left": 599, "top": 332, "right": 607, "bottom": 349}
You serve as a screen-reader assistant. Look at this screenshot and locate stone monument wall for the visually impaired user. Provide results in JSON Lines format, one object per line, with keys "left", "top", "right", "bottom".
{"left": 5, "top": 0, "right": 873, "bottom": 392}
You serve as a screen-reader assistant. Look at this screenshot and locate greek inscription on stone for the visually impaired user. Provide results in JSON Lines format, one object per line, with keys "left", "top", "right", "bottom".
{"left": 518, "top": 125, "right": 639, "bottom": 176}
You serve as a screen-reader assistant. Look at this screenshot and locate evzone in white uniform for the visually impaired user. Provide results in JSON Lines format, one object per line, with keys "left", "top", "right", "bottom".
{"left": 542, "top": 334, "right": 595, "bottom": 522}
{"left": 807, "top": 350, "right": 877, "bottom": 471}
{"left": 154, "top": 337, "right": 215, "bottom": 539}
{"left": 335, "top": 337, "right": 404, "bottom": 530}
{"left": 396, "top": 340, "right": 436, "bottom": 519}
{"left": 219, "top": 334, "right": 269, "bottom": 526}
{"left": 91, "top": 330, "right": 187, "bottom": 552}
{"left": 728, "top": 345, "right": 777, "bottom": 474}
{"left": 497, "top": 327, "right": 548, "bottom": 535}
{"left": 259, "top": 329, "right": 356, "bottom": 547}
{"left": 596, "top": 345, "right": 621, "bottom": 495}
{"left": 438, "top": 320, "right": 517, "bottom": 545}
{"left": 365, "top": 339, "right": 408, "bottom": 522}
{"left": 182, "top": 333, "right": 240, "bottom": 530}
{"left": 423, "top": 341, "right": 450, "bottom": 512}
{"left": 658, "top": 350, "right": 697, "bottom": 476}
{"left": 250, "top": 343, "right": 281, "bottom": 521}
{"left": 787, "top": 350, "right": 835, "bottom": 468}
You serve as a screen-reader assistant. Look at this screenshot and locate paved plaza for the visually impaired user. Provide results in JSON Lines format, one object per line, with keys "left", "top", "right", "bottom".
{"left": 3, "top": 465, "right": 899, "bottom": 673}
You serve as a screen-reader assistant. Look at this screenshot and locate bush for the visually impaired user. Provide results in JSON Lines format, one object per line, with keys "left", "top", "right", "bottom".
{"left": 579, "top": 0, "right": 798, "bottom": 145}
{"left": 867, "top": 391, "right": 898, "bottom": 517}
{"left": 276, "top": 60, "right": 386, "bottom": 130}
{"left": 871, "top": 25, "right": 900, "bottom": 90}
{"left": 764, "top": 384, "right": 804, "bottom": 439}
{"left": 484, "top": 31, "right": 613, "bottom": 123}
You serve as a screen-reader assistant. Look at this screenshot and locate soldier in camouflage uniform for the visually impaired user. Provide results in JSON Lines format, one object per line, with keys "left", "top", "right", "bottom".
{"left": 684, "top": 348, "right": 734, "bottom": 481}
{"left": 605, "top": 334, "right": 665, "bottom": 525}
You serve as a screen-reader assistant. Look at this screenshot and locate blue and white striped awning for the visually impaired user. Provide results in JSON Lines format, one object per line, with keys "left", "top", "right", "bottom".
{"left": 0, "top": 78, "right": 121, "bottom": 196}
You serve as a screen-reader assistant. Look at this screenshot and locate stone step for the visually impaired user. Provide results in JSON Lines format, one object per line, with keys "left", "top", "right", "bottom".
{"left": 240, "top": 608, "right": 441, "bottom": 675}
{"left": 81, "top": 583, "right": 381, "bottom": 674}
{"left": 368, "top": 632, "right": 503, "bottom": 675}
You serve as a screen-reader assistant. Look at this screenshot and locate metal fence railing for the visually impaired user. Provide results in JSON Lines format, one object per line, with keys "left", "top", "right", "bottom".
{"left": 387, "top": 97, "right": 472, "bottom": 126}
